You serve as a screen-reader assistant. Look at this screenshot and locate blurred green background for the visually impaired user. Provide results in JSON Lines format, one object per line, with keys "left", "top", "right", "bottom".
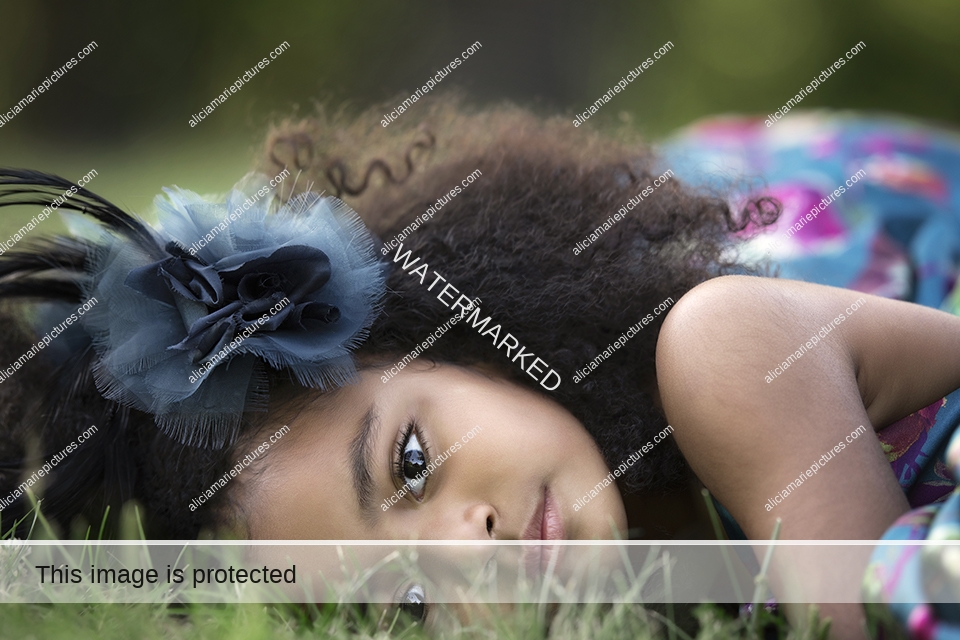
{"left": 0, "top": 0, "right": 958, "bottom": 236}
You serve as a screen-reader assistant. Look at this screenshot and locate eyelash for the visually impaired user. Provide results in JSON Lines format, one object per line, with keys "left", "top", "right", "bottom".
{"left": 393, "top": 420, "right": 432, "bottom": 499}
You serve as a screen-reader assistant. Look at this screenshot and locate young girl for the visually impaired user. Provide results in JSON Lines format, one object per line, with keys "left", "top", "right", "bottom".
{"left": 1, "top": 98, "right": 958, "bottom": 635}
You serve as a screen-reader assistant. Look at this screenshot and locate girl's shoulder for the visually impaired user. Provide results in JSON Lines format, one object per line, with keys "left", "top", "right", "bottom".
{"left": 658, "top": 274, "right": 960, "bottom": 432}
{"left": 654, "top": 275, "right": 960, "bottom": 539}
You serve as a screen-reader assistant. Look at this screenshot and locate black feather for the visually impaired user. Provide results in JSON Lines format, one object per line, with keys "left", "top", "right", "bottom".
{"left": 0, "top": 168, "right": 161, "bottom": 254}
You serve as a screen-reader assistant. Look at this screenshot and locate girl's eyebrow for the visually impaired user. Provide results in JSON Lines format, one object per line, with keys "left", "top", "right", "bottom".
{"left": 350, "top": 403, "right": 381, "bottom": 524}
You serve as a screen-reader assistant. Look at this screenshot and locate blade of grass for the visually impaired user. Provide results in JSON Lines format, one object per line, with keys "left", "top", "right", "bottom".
{"left": 750, "top": 517, "right": 781, "bottom": 632}
{"left": 700, "top": 487, "right": 746, "bottom": 604}
{"left": 646, "top": 609, "right": 695, "bottom": 640}
{"left": 663, "top": 550, "right": 676, "bottom": 640}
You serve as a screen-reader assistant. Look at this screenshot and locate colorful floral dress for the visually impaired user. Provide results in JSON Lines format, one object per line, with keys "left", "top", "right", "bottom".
{"left": 660, "top": 111, "right": 960, "bottom": 638}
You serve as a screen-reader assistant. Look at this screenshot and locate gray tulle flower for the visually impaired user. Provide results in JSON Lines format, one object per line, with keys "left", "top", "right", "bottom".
{"left": 79, "top": 174, "right": 384, "bottom": 448}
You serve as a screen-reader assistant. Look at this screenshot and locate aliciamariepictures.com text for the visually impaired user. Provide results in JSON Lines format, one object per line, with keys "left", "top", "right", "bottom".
{"left": 0, "top": 298, "right": 99, "bottom": 386}
{"left": 188, "top": 425, "right": 290, "bottom": 511}
{"left": 573, "top": 425, "right": 674, "bottom": 511}
{"left": 0, "top": 425, "right": 98, "bottom": 511}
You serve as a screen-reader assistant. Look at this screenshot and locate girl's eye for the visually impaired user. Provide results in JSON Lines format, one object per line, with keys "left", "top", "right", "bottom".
{"left": 396, "top": 426, "right": 429, "bottom": 500}
{"left": 397, "top": 583, "right": 428, "bottom": 623}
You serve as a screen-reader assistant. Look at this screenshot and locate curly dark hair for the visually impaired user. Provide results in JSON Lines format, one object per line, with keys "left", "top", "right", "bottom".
{"left": 0, "top": 95, "right": 778, "bottom": 539}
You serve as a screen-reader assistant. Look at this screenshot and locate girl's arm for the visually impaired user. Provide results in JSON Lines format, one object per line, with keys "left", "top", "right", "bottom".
{"left": 656, "top": 274, "right": 960, "bottom": 541}
{"left": 655, "top": 275, "right": 960, "bottom": 637}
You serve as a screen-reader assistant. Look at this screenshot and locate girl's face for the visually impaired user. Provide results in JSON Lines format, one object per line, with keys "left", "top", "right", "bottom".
{"left": 241, "top": 361, "right": 628, "bottom": 540}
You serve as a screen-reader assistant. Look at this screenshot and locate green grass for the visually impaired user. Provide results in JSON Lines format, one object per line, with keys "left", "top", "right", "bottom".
{"left": 0, "top": 600, "right": 829, "bottom": 640}
{"left": 0, "top": 495, "right": 834, "bottom": 640}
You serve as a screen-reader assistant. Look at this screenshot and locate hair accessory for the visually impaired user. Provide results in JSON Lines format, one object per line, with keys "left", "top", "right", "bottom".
{"left": 0, "top": 170, "right": 384, "bottom": 448}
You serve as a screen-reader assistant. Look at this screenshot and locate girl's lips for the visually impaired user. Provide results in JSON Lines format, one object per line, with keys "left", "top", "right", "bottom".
{"left": 541, "top": 488, "right": 565, "bottom": 540}
{"left": 521, "top": 487, "right": 566, "bottom": 575}
{"left": 522, "top": 490, "right": 545, "bottom": 541}
{"left": 522, "top": 486, "right": 566, "bottom": 540}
